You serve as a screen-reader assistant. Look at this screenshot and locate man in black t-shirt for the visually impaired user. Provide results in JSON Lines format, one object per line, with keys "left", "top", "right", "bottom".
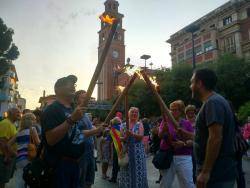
{"left": 190, "top": 68, "right": 236, "bottom": 188}
{"left": 41, "top": 75, "right": 86, "bottom": 188}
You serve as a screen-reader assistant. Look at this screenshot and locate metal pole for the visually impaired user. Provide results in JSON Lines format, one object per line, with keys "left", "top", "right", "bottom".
{"left": 191, "top": 32, "right": 196, "bottom": 70}
{"left": 125, "top": 93, "right": 129, "bottom": 130}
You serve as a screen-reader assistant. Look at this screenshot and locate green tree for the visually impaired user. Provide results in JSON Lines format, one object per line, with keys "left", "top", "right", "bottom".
{"left": 117, "top": 54, "right": 250, "bottom": 117}
{"left": 215, "top": 54, "right": 250, "bottom": 109}
{"left": 238, "top": 101, "right": 250, "bottom": 123}
{"left": 165, "top": 63, "right": 193, "bottom": 104}
{"left": 0, "top": 18, "right": 19, "bottom": 76}
{"left": 128, "top": 79, "right": 160, "bottom": 117}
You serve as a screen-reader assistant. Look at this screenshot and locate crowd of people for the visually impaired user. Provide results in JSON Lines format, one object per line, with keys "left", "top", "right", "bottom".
{"left": 0, "top": 68, "right": 249, "bottom": 188}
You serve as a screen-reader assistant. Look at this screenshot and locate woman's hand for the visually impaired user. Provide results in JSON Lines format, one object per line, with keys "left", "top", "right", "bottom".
{"left": 120, "top": 136, "right": 127, "bottom": 142}
{"left": 176, "top": 128, "right": 194, "bottom": 140}
{"left": 162, "top": 123, "right": 169, "bottom": 133}
{"left": 185, "top": 140, "right": 193, "bottom": 147}
{"left": 126, "top": 130, "right": 133, "bottom": 137}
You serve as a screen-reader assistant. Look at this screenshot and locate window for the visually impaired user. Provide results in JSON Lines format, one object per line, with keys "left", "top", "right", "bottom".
{"left": 0, "top": 78, "right": 4, "bottom": 89}
{"left": 223, "top": 16, "right": 232, "bottom": 26}
{"left": 247, "top": 8, "right": 250, "bottom": 17}
{"left": 178, "top": 53, "right": 184, "bottom": 62}
{"left": 195, "top": 45, "right": 203, "bottom": 56}
{"left": 185, "top": 49, "right": 193, "bottom": 59}
{"left": 101, "top": 34, "right": 105, "bottom": 42}
{"left": 184, "top": 38, "right": 189, "bottom": 42}
{"left": 224, "top": 35, "right": 236, "bottom": 53}
{"left": 210, "top": 24, "right": 215, "bottom": 28}
{"left": 204, "top": 41, "right": 213, "bottom": 52}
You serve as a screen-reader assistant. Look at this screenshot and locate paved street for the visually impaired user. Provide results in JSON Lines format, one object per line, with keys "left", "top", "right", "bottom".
{"left": 4, "top": 154, "right": 250, "bottom": 188}
{"left": 93, "top": 155, "right": 250, "bottom": 188}
{"left": 93, "top": 155, "right": 168, "bottom": 188}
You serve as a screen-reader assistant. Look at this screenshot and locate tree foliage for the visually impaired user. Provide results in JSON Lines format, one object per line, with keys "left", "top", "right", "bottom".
{"left": 127, "top": 54, "right": 250, "bottom": 116}
{"left": 0, "top": 18, "right": 19, "bottom": 76}
{"left": 128, "top": 80, "right": 160, "bottom": 117}
{"left": 215, "top": 54, "right": 250, "bottom": 109}
{"left": 238, "top": 101, "right": 250, "bottom": 123}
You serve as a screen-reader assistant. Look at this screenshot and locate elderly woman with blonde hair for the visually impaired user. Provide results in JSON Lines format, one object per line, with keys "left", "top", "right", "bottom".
{"left": 118, "top": 107, "right": 148, "bottom": 188}
{"left": 159, "top": 100, "right": 195, "bottom": 188}
{"left": 185, "top": 105, "right": 197, "bottom": 128}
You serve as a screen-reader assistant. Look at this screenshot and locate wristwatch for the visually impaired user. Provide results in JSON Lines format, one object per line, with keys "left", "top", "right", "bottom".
{"left": 66, "top": 116, "right": 75, "bottom": 126}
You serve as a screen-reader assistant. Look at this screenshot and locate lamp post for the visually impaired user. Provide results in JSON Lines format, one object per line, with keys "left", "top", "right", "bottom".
{"left": 149, "top": 62, "right": 153, "bottom": 70}
{"left": 140, "top": 54, "right": 151, "bottom": 70}
{"left": 96, "top": 81, "right": 103, "bottom": 101}
{"left": 186, "top": 24, "right": 200, "bottom": 70}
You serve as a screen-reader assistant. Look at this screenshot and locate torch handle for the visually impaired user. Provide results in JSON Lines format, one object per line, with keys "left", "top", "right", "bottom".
{"left": 140, "top": 70, "right": 179, "bottom": 129}
{"left": 125, "top": 92, "right": 129, "bottom": 130}
{"left": 82, "top": 20, "right": 119, "bottom": 107}
{"left": 104, "top": 73, "right": 137, "bottom": 124}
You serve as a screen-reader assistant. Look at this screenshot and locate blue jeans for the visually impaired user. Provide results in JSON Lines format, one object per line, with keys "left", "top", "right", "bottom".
{"left": 160, "top": 155, "right": 195, "bottom": 188}
{"left": 207, "top": 180, "right": 235, "bottom": 188}
{"left": 55, "top": 159, "right": 79, "bottom": 188}
{"left": 79, "top": 154, "right": 95, "bottom": 188}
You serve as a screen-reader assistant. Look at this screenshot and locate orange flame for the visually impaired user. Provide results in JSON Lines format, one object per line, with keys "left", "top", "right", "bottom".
{"left": 125, "top": 66, "right": 142, "bottom": 77}
{"left": 116, "top": 85, "right": 125, "bottom": 92}
{"left": 149, "top": 76, "right": 159, "bottom": 89}
{"left": 99, "top": 14, "right": 116, "bottom": 25}
{"left": 124, "top": 66, "right": 158, "bottom": 89}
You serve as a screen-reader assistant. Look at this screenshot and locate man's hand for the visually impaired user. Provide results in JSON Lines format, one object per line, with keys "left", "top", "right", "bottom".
{"left": 196, "top": 171, "right": 210, "bottom": 188}
{"left": 71, "top": 106, "right": 87, "bottom": 122}
{"left": 102, "top": 123, "right": 109, "bottom": 128}
{"left": 172, "top": 140, "right": 186, "bottom": 149}
{"left": 96, "top": 125, "right": 104, "bottom": 133}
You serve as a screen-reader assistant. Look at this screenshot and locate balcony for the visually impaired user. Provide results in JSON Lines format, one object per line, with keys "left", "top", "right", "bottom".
{"left": 0, "top": 93, "right": 10, "bottom": 102}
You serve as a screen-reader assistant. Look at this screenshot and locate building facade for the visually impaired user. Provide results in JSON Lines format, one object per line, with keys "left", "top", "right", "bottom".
{"left": 98, "top": 0, "right": 126, "bottom": 101}
{"left": 167, "top": 0, "right": 250, "bottom": 66}
{"left": 0, "top": 63, "right": 23, "bottom": 116}
{"left": 17, "top": 98, "right": 26, "bottom": 112}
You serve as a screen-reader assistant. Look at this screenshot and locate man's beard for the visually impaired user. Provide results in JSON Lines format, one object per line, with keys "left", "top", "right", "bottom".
{"left": 192, "top": 88, "right": 201, "bottom": 101}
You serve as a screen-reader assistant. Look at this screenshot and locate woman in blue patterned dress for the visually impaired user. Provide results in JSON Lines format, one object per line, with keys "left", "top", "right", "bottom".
{"left": 118, "top": 107, "right": 148, "bottom": 188}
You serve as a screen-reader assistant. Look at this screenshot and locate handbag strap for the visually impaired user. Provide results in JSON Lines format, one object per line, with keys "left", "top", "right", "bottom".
{"left": 162, "top": 114, "right": 173, "bottom": 145}
{"left": 29, "top": 127, "right": 34, "bottom": 144}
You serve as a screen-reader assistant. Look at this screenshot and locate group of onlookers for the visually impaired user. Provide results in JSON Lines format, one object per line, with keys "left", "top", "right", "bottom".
{"left": 0, "top": 108, "right": 42, "bottom": 188}
{"left": 0, "top": 68, "right": 249, "bottom": 188}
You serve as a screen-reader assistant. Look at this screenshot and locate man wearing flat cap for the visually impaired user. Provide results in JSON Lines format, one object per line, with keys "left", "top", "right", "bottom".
{"left": 41, "top": 75, "right": 86, "bottom": 188}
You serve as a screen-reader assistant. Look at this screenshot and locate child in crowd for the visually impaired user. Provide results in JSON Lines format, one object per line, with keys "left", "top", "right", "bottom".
{"left": 100, "top": 128, "right": 112, "bottom": 179}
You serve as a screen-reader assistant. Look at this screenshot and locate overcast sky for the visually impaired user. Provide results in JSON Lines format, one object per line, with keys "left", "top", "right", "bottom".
{"left": 0, "top": 0, "right": 228, "bottom": 109}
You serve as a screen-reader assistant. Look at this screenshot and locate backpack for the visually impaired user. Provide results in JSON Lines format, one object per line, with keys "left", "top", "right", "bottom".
{"left": 23, "top": 141, "right": 55, "bottom": 188}
{"left": 233, "top": 115, "right": 249, "bottom": 155}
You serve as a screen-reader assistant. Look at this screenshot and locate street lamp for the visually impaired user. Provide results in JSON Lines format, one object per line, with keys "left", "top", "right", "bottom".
{"left": 186, "top": 24, "right": 200, "bottom": 70}
{"left": 96, "top": 81, "right": 103, "bottom": 101}
{"left": 140, "top": 54, "right": 151, "bottom": 70}
{"left": 149, "top": 62, "right": 153, "bottom": 70}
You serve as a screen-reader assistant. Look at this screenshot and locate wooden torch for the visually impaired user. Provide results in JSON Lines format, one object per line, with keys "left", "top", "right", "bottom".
{"left": 140, "top": 70, "right": 180, "bottom": 129}
{"left": 81, "top": 15, "right": 119, "bottom": 108}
